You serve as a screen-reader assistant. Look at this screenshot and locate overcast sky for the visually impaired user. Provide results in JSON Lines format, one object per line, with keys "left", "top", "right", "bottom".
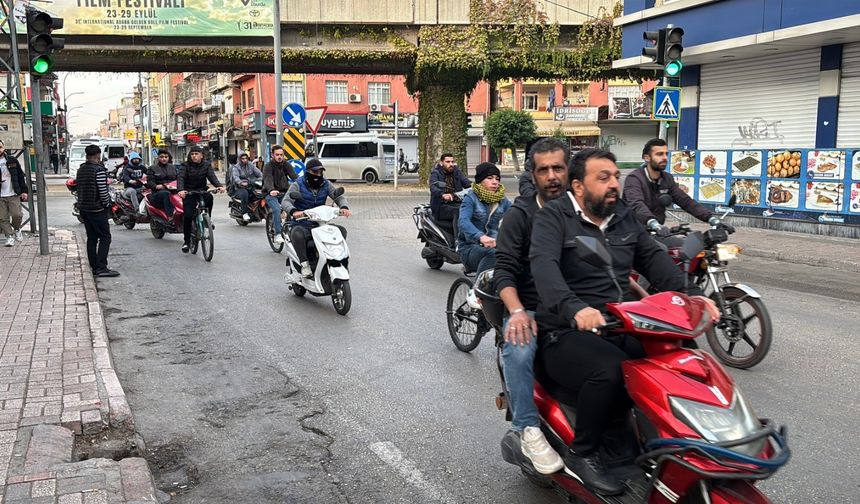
{"left": 56, "top": 72, "right": 141, "bottom": 136}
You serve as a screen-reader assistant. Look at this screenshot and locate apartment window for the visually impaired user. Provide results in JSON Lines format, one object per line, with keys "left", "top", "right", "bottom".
{"left": 246, "top": 89, "right": 255, "bottom": 109}
{"left": 522, "top": 93, "right": 538, "bottom": 111}
{"left": 326, "top": 81, "right": 348, "bottom": 104}
{"left": 368, "top": 82, "right": 390, "bottom": 107}
{"left": 282, "top": 81, "right": 304, "bottom": 105}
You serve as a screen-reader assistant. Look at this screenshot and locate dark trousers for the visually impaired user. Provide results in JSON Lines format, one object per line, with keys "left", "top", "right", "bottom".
{"left": 151, "top": 190, "right": 174, "bottom": 216}
{"left": 540, "top": 331, "right": 645, "bottom": 455}
{"left": 183, "top": 192, "right": 213, "bottom": 244}
{"left": 459, "top": 244, "right": 496, "bottom": 275}
{"left": 291, "top": 224, "right": 347, "bottom": 263}
{"left": 435, "top": 202, "right": 459, "bottom": 236}
{"left": 81, "top": 209, "right": 112, "bottom": 273}
{"left": 233, "top": 187, "right": 250, "bottom": 214}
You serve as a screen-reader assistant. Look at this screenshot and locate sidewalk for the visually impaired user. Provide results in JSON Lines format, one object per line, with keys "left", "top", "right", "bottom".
{"left": 0, "top": 232, "right": 161, "bottom": 503}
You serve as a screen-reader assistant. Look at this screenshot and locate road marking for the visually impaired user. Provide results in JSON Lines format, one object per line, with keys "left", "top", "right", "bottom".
{"left": 369, "top": 441, "right": 456, "bottom": 504}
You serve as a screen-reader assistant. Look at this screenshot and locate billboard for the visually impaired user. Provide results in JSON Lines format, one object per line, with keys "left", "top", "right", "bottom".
{"left": 608, "top": 85, "right": 651, "bottom": 120}
{"left": 3, "top": 0, "right": 273, "bottom": 37}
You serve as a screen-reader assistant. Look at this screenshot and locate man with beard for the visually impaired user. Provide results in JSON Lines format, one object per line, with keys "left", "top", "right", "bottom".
{"left": 493, "top": 138, "right": 568, "bottom": 475}
{"left": 429, "top": 153, "right": 470, "bottom": 234}
{"left": 623, "top": 138, "right": 715, "bottom": 239}
{"left": 263, "top": 145, "right": 299, "bottom": 244}
{"left": 529, "top": 149, "right": 719, "bottom": 496}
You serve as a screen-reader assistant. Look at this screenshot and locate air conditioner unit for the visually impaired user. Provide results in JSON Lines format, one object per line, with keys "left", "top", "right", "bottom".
{"left": 369, "top": 103, "right": 382, "bottom": 112}
{"left": 349, "top": 93, "right": 362, "bottom": 103}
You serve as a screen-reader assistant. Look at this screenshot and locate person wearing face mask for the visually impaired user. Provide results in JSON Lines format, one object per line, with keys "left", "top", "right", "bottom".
{"left": 177, "top": 146, "right": 225, "bottom": 253}
{"left": 284, "top": 159, "right": 351, "bottom": 278}
{"left": 121, "top": 151, "right": 146, "bottom": 213}
{"left": 456, "top": 162, "right": 511, "bottom": 276}
{"left": 262, "top": 145, "right": 298, "bottom": 244}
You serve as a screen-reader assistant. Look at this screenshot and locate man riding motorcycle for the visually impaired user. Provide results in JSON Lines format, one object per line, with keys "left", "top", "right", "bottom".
{"left": 284, "top": 159, "right": 351, "bottom": 278}
{"left": 494, "top": 138, "right": 569, "bottom": 475}
{"left": 529, "top": 148, "right": 720, "bottom": 496}
{"left": 429, "top": 153, "right": 470, "bottom": 235}
{"left": 121, "top": 151, "right": 146, "bottom": 213}
{"left": 263, "top": 145, "right": 299, "bottom": 244}
{"left": 623, "top": 138, "right": 719, "bottom": 240}
{"left": 146, "top": 149, "right": 177, "bottom": 218}
{"left": 177, "top": 146, "right": 225, "bottom": 253}
{"left": 457, "top": 162, "right": 511, "bottom": 276}
{"left": 230, "top": 151, "right": 263, "bottom": 222}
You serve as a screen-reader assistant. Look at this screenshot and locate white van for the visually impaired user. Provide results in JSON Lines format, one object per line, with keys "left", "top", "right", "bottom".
{"left": 68, "top": 138, "right": 126, "bottom": 179}
{"left": 307, "top": 132, "right": 395, "bottom": 183}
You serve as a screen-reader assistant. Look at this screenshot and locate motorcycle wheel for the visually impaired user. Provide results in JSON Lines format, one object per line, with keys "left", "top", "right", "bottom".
{"left": 446, "top": 277, "right": 485, "bottom": 353}
{"left": 123, "top": 221, "right": 136, "bottom": 230}
{"left": 200, "top": 212, "right": 214, "bottom": 262}
{"left": 706, "top": 286, "right": 772, "bottom": 369}
{"left": 149, "top": 221, "right": 165, "bottom": 239}
{"left": 292, "top": 284, "right": 306, "bottom": 297}
{"left": 266, "top": 215, "right": 284, "bottom": 253}
{"left": 111, "top": 212, "right": 122, "bottom": 226}
{"left": 236, "top": 219, "right": 249, "bottom": 227}
{"left": 332, "top": 280, "right": 351, "bottom": 315}
{"left": 426, "top": 255, "right": 444, "bottom": 270}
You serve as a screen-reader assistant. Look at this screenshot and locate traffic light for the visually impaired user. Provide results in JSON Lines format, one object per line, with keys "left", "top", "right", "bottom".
{"left": 663, "top": 27, "right": 684, "bottom": 77}
{"left": 642, "top": 29, "right": 666, "bottom": 65}
{"left": 26, "top": 8, "right": 64, "bottom": 77}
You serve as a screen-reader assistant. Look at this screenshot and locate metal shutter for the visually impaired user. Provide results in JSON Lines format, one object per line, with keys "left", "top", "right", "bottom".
{"left": 698, "top": 49, "right": 820, "bottom": 149}
{"left": 600, "top": 124, "right": 660, "bottom": 163}
{"left": 837, "top": 43, "right": 860, "bottom": 147}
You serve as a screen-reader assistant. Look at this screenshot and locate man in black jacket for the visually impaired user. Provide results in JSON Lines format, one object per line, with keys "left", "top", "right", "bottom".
{"left": 0, "top": 141, "right": 29, "bottom": 246}
{"left": 494, "top": 138, "right": 568, "bottom": 474}
{"left": 530, "top": 148, "right": 718, "bottom": 495}
{"left": 76, "top": 145, "right": 119, "bottom": 277}
{"left": 178, "top": 146, "right": 225, "bottom": 253}
{"left": 623, "top": 138, "right": 716, "bottom": 237}
{"left": 262, "top": 145, "right": 298, "bottom": 244}
{"left": 428, "top": 153, "right": 470, "bottom": 233}
{"left": 145, "top": 149, "right": 177, "bottom": 217}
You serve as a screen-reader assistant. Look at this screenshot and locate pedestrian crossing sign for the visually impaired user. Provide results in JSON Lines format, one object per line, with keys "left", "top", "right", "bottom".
{"left": 652, "top": 86, "right": 681, "bottom": 121}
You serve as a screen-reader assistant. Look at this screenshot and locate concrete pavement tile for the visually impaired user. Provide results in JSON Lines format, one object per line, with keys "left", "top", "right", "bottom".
{"left": 6, "top": 471, "right": 57, "bottom": 484}
{"left": 118, "top": 459, "right": 156, "bottom": 501}
{"left": 56, "top": 475, "right": 106, "bottom": 495}
{"left": 31, "top": 479, "right": 57, "bottom": 497}
{"left": 4, "top": 483, "right": 31, "bottom": 500}
{"left": 81, "top": 490, "right": 108, "bottom": 504}
{"left": 24, "top": 425, "right": 74, "bottom": 470}
{"left": 57, "top": 494, "right": 83, "bottom": 504}
{"left": 19, "top": 416, "right": 62, "bottom": 427}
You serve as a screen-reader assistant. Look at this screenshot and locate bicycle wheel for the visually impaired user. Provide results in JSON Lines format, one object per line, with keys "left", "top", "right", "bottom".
{"left": 705, "top": 286, "right": 772, "bottom": 369}
{"left": 446, "top": 277, "right": 485, "bottom": 353}
{"left": 200, "top": 211, "right": 214, "bottom": 262}
{"left": 266, "top": 212, "right": 284, "bottom": 253}
{"left": 190, "top": 211, "right": 200, "bottom": 254}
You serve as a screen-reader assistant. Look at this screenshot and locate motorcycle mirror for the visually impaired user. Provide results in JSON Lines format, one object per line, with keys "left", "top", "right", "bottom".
{"left": 658, "top": 194, "right": 673, "bottom": 208}
{"left": 728, "top": 194, "right": 737, "bottom": 207}
{"left": 574, "top": 236, "right": 614, "bottom": 271}
{"left": 332, "top": 187, "right": 345, "bottom": 198}
{"left": 679, "top": 231, "right": 706, "bottom": 263}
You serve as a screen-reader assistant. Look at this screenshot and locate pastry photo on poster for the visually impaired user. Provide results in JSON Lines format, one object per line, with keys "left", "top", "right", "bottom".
{"left": 807, "top": 150, "right": 845, "bottom": 180}
{"left": 851, "top": 151, "right": 860, "bottom": 180}
{"left": 805, "top": 182, "right": 843, "bottom": 211}
{"left": 766, "top": 150, "right": 802, "bottom": 179}
{"left": 675, "top": 176, "right": 694, "bottom": 198}
{"left": 699, "top": 151, "right": 728, "bottom": 176}
{"left": 731, "top": 179, "right": 762, "bottom": 206}
{"left": 766, "top": 180, "right": 800, "bottom": 209}
{"left": 670, "top": 151, "right": 696, "bottom": 175}
{"left": 698, "top": 177, "right": 727, "bottom": 203}
{"left": 731, "top": 151, "right": 762, "bottom": 177}
{"left": 850, "top": 183, "right": 860, "bottom": 213}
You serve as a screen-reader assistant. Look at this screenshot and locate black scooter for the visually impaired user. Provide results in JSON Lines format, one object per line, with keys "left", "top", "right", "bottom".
{"left": 412, "top": 183, "right": 468, "bottom": 269}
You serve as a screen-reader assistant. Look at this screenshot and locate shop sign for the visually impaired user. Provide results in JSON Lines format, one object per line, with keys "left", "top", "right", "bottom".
{"left": 553, "top": 107, "right": 598, "bottom": 122}
{"left": 318, "top": 114, "right": 368, "bottom": 133}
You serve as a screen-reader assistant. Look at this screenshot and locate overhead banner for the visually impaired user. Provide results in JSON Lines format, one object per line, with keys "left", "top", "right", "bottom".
{"left": 3, "top": 0, "right": 273, "bottom": 37}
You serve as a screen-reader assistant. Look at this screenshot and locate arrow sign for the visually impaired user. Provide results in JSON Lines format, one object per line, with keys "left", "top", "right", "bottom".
{"left": 288, "top": 159, "right": 306, "bottom": 177}
{"left": 282, "top": 102, "right": 307, "bottom": 129}
{"left": 304, "top": 106, "right": 328, "bottom": 134}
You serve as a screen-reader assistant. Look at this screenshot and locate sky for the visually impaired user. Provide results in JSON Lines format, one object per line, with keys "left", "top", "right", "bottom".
{"left": 56, "top": 72, "right": 141, "bottom": 136}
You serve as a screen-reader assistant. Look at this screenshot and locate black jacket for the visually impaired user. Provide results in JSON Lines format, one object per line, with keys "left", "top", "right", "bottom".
{"left": 145, "top": 163, "right": 178, "bottom": 190}
{"left": 623, "top": 165, "right": 712, "bottom": 225}
{"left": 178, "top": 161, "right": 221, "bottom": 191}
{"left": 121, "top": 162, "right": 146, "bottom": 189}
{"left": 262, "top": 160, "right": 298, "bottom": 194}
{"left": 494, "top": 194, "right": 541, "bottom": 311}
{"left": 529, "top": 195, "right": 702, "bottom": 332}
{"left": 76, "top": 161, "right": 111, "bottom": 212}
{"left": 1, "top": 155, "right": 28, "bottom": 195}
{"left": 428, "top": 164, "right": 470, "bottom": 217}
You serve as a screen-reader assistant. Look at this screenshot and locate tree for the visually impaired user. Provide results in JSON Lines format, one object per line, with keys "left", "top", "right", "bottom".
{"left": 484, "top": 109, "right": 536, "bottom": 171}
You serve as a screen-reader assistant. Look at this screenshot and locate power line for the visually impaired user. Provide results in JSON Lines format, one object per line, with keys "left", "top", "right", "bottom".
{"left": 540, "top": 0, "right": 600, "bottom": 20}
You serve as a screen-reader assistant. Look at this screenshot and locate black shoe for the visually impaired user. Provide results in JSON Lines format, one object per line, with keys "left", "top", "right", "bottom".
{"left": 563, "top": 450, "right": 624, "bottom": 496}
{"left": 95, "top": 269, "right": 120, "bottom": 278}
{"left": 181, "top": 244, "right": 190, "bottom": 253}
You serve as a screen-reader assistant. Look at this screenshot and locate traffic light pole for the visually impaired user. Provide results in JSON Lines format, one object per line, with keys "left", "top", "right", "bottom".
{"left": 30, "top": 77, "right": 50, "bottom": 255}
{"left": 658, "top": 75, "right": 669, "bottom": 142}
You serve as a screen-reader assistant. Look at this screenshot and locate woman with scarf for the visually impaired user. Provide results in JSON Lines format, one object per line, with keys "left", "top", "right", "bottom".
{"left": 457, "top": 162, "right": 511, "bottom": 275}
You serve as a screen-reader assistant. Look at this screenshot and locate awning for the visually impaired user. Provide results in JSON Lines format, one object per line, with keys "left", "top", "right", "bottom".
{"left": 534, "top": 119, "right": 600, "bottom": 137}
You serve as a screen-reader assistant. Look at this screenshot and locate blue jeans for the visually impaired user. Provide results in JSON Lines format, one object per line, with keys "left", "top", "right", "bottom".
{"left": 265, "top": 194, "right": 285, "bottom": 233}
{"left": 459, "top": 244, "right": 496, "bottom": 275}
{"left": 501, "top": 311, "right": 539, "bottom": 432}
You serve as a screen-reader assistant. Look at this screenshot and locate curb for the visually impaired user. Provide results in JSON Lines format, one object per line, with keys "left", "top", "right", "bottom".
{"left": 740, "top": 247, "right": 860, "bottom": 273}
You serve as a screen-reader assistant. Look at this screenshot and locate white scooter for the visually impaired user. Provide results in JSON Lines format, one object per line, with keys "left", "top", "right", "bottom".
{"left": 283, "top": 196, "right": 351, "bottom": 315}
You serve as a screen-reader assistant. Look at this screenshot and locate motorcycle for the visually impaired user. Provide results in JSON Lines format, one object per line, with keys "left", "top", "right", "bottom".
{"left": 634, "top": 195, "right": 772, "bottom": 369}
{"left": 474, "top": 233, "right": 790, "bottom": 503}
{"left": 283, "top": 187, "right": 352, "bottom": 315}
{"left": 398, "top": 160, "right": 419, "bottom": 175}
{"left": 143, "top": 181, "right": 185, "bottom": 240}
{"left": 228, "top": 181, "right": 267, "bottom": 226}
{"left": 111, "top": 183, "right": 150, "bottom": 230}
{"left": 412, "top": 183, "right": 469, "bottom": 270}
{"left": 65, "top": 178, "right": 83, "bottom": 223}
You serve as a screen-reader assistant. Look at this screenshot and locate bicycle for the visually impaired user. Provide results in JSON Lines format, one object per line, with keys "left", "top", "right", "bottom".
{"left": 445, "top": 267, "right": 494, "bottom": 352}
{"left": 186, "top": 189, "right": 218, "bottom": 262}
{"left": 265, "top": 205, "right": 288, "bottom": 253}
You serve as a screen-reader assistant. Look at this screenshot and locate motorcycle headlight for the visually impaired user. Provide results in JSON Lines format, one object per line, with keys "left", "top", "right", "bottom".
{"left": 628, "top": 312, "right": 710, "bottom": 338}
{"left": 716, "top": 243, "right": 742, "bottom": 261}
{"left": 670, "top": 388, "right": 765, "bottom": 456}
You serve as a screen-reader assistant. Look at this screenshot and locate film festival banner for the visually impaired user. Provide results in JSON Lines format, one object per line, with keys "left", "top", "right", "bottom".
{"left": 4, "top": 0, "right": 273, "bottom": 36}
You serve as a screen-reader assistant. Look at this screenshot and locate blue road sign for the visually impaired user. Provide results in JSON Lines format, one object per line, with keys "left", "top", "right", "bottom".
{"left": 652, "top": 86, "right": 681, "bottom": 121}
{"left": 288, "top": 159, "right": 306, "bottom": 177}
{"left": 283, "top": 103, "right": 307, "bottom": 129}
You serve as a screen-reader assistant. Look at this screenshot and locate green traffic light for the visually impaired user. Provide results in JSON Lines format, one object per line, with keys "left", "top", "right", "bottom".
{"left": 32, "top": 56, "right": 52, "bottom": 75}
{"left": 665, "top": 59, "right": 683, "bottom": 77}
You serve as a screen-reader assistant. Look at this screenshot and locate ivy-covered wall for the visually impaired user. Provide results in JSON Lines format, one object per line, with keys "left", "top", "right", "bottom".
{"left": 417, "top": 85, "right": 470, "bottom": 185}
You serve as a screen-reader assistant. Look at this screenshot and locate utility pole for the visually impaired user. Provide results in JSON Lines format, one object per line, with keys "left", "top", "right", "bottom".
{"left": 273, "top": 0, "right": 283, "bottom": 143}
{"left": 393, "top": 100, "right": 399, "bottom": 190}
{"left": 145, "top": 72, "right": 154, "bottom": 165}
{"left": 30, "top": 76, "right": 50, "bottom": 254}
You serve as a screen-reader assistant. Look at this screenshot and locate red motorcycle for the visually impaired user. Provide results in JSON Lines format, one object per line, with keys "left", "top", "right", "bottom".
{"left": 475, "top": 233, "right": 790, "bottom": 503}
{"left": 111, "top": 182, "right": 150, "bottom": 230}
{"left": 143, "top": 181, "right": 185, "bottom": 240}
{"left": 65, "top": 178, "right": 83, "bottom": 223}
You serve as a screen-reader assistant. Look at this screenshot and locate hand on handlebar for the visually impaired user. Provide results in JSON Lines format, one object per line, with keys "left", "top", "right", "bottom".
{"left": 693, "top": 295, "right": 721, "bottom": 322}
{"left": 340, "top": 208, "right": 352, "bottom": 218}
{"left": 292, "top": 210, "right": 304, "bottom": 219}
{"left": 574, "top": 307, "right": 606, "bottom": 333}
{"left": 655, "top": 225, "right": 672, "bottom": 237}
{"left": 442, "top": 193, "right": 453, "bottom": 202}
{"left": 270, "top": 190, "right": 280, "bottom": 197}
{"left": 178, "top": 191, "right": 187, "bottom": 199}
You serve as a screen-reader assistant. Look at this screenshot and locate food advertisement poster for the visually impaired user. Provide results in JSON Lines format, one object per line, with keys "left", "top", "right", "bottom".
{"left": 766, "top": 150, "right": 802, "bottom": 179}
{"left": 670, "top": 151, "right": 696, "bottom": 175}
{"left": 699, "top": 151, "right": 727, "bottom": 176}
{"left": 698, "top": 177, "right": 727, "bottom": 203}
{"left": 731, "top": 151, "right": 762, "bottom": 178}
{"left": 851, "top": 152, "right": 860, "bottom": 181}
{"left": 850, "top": 183, "right": 860, "bottom": 214}
{"left": 675, "top": 176, "right": 694, "bottom": 197}
{"left": 805, "top": 182, "right": 843, "bottom": 211}
{"left": 766, "top": 180, "right": 800, "bottom": 209}
{"left": 607, "top": 86, "right": 651, "bottom": 120}
{"left": 731, "top": 179, "right": 762, "bottom": 206}
{"left": 807, "top": 150, "right": 845, "bottom": 180}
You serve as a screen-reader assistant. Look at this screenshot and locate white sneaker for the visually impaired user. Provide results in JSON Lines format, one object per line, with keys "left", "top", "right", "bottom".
{"left": 242, "top": 213, "right": 251, "bottom": 222}
{"left": 466, "top": 289, "right": 481, "bottom": 310}
{"left": 521, "top": 426, "right": 564, "bottom": 475}
{"left": 14, "top": 229, "right": 23, "bottom": 241}
{"left": 4, "top": 236, "right": 14, "bottom": 247}
{"left": 300, "top": 261, "right": 312, "bottom": 278}
{"left": 273, "top": 234, "right": 285, "bottom": 244}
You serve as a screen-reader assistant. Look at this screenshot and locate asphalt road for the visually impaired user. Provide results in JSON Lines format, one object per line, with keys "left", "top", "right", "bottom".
{"left": 41, "top": 193, "right": 860, "bottom": 503}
